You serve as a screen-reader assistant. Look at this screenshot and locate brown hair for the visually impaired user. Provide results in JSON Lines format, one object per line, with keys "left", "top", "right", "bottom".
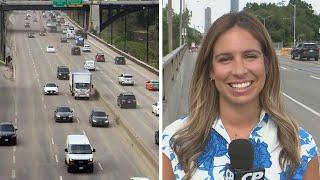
{"left": 170, "top": 11, "right": 300, "bottom": 179}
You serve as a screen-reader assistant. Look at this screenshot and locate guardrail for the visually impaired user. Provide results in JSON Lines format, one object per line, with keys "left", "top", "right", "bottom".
{"left": 162, "top": 44, "right": 187, "bottom": 101}
{"left": 65, "top": 15, "right": 158, "bottom": 75}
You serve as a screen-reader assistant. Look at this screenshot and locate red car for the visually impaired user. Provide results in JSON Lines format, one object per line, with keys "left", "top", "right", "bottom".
{"left": 146, "top": 80, "right": 159, "bottom": 91}
{"left": 95, "top": 53, "right": 105, "bottom": 62}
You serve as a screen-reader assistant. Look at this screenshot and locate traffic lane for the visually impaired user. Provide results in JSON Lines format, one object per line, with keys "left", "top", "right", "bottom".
{"left": 28, "top": 24, "right": 155, "bottom": 179}
{"left": 280, "top": 67, "right": 320, "bottom": 113}
{"left": 13, "top": 31, "right": 59, "bottom": 180}
{"left": 278, "top": 56, "right": 320, "bottom": 75}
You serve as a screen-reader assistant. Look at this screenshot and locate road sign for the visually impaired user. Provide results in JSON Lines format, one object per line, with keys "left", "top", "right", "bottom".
{"left": 53, "top": 0, "right": 67, "bottom": 7}
{"left": 67, "top": 0, "right": 83, "bottom": 7}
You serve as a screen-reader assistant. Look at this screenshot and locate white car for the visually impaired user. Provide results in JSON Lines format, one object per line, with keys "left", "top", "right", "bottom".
{"left": 82, "top": 44, "right": 91, "bottom": 52}
{"left": 152, "top": 102, "right": 159, "bottom": 116}
{"left": 46, "top": 45, "right": 56, "bottom": 53}
{"left": 43, "top": 82, "right": 59, "bottom": 95}
{"left": 64, "top": 22, "right": 69, "bottom": 27}
{"left": 118, "top": 73, "right": 134, "bottom": 86}
{"left": 83, "top": 60, "right": 96, "bottom": 71}
{"left": 62, "top": 28, "right": 67, "bottom": 34}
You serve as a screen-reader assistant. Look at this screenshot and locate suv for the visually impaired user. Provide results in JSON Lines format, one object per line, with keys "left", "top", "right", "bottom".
{"left": 65, "top": 134, "right": 95, "bottom": 173}
{"left": 71, "top": 46, "right": 81, "bottom": 55}
{"left": 89, "top": 110, "right": 109, "bottom": 127}
{"left": 43, "top": 82, "right": 59, "bottom": 95}
{"left": 117, "top": 92, "right": 137, "bottom": 108}
{"left": 57, "top": 65, "right": 70, "bottom": 80}
{"left": 54, "top": 106, "right": 74, "bottom": 122}
{"left": 83, "top": 60, "right": 96, "bottom": 71}
{"left": 0, "top": 122, "right": 17, "bottom": 145}
{"left": 114, "top": 56, "right": 126, "bottom": 65}
{"left": 95, "top": 53, "right": 105, "bottom": 62}
{"left": 291, "top": 43, "right": 319, "bottom": 61}
{"left": 60, "top": 35, "right": 68, "bottom": 43}
{"left": 118, "top": 73, "right": 134, "bottom": 86}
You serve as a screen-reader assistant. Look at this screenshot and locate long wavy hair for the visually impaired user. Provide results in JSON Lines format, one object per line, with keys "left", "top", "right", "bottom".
{"left": 170, "top": 11, "right": 300, "bottom": 179}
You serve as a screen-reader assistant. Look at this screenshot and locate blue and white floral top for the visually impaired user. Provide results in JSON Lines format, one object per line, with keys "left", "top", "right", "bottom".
{"left": 162, "top": 110, "right": 318, "bottom": 180}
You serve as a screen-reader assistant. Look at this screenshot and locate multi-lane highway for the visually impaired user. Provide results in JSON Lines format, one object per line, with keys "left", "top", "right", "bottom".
{"left": 164, "top": 50, "right": 320, "bottom": 148}
{"left": 0, "top": 11, "right": 158, "bottom": 180}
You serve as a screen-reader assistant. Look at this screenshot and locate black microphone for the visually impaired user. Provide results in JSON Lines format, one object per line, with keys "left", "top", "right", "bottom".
{"left": 225, "top": 139, "right": 265, "bottom": 180}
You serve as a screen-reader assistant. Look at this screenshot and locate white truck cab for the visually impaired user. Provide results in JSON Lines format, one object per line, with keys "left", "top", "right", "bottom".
{"left": 83, "top": 60, "right": 96, "bottom": 71}
{"left": 65, "top": 134, "right": 95, "bottom": 173}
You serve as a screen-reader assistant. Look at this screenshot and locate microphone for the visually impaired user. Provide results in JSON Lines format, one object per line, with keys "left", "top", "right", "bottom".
{"left": 225, "top": 139, "right": 265, "bottom": 180}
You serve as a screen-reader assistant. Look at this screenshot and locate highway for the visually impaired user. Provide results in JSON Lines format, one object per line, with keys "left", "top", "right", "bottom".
{"left": 0, "top": 11, "right": 158, "bottom": 180}
{"left": 164, "top": 50, "right": 320, "bottom": 148}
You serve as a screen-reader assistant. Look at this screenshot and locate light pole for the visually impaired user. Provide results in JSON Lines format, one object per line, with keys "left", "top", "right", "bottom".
{"left": 290, "top": 3, "right": 296, "bottom": 47}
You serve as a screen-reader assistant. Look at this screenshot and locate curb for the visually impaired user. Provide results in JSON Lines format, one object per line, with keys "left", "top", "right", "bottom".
{"left": 64, "top": 15, "right": 158, "bottom": 75}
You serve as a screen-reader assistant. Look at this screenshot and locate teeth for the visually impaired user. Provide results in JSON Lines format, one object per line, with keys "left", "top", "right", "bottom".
{"left": 230, "top": 82, "right": 251, "bottom": 89}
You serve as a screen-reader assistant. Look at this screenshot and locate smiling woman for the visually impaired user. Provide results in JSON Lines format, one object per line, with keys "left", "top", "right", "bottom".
{"left": 162, "top": 11, "right": 319, "bottom": 180}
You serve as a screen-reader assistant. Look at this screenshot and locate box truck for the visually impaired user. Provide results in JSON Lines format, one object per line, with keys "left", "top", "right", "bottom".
{"left": 69, "top": 70, "right": 92, "bottom": 99}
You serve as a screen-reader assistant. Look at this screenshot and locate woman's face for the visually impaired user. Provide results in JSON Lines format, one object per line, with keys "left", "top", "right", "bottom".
{"left": 211, "top": 27, "right": 266, "bottom": 106}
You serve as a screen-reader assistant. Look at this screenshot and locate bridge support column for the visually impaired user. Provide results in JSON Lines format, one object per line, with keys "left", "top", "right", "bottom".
{"left": 0, "top": 9, "right": 5, "bottom": 62}
{"left": 83, "top": 10, "right": 89, "bottom": 33}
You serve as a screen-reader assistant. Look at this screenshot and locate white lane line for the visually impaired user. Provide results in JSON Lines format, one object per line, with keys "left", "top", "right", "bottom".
{"left": 280, "top": 66, "right": 287, "bottom": 70}
{"left": 282, "top": 92, "right": 320, "bottom": 117}
{"left": 13, "top": 155, "right": 15, "bottom": 164}
{"left": 15, "top": 112, "right": 17, "bottom": 116}
{"left": 55, "top": 154, "right": 59, "bottom": 163}
{"left": 310, "top": 75, "right": 320, "bottom": 80}
{"left": 44, "top": 104, "right": 47, "bottom": 109}
{"left": 51, "top": 138, "right": 54, "bottom": 145}
{"left": 67, "top": 100, "right": 71, "bottom": 104}
{"left": 59, "top": 176, "right": 63, "bottom": 180}
{"left": 12, "top": 169, "right": 15, "bottom": 179}
{"left": 98, "top": 162, "right": 103, "bottom": 170}
{"left": 82, "top": 130, "right": 86, "bottom": 135}
{"left": 14, "top": 118, "right": 17, "bottom": 124}
{"left": 64, "top": 93, "right": 67, "bottom": 97}
{"left": 13, "top": 146, "right": 16, "bottom": 153}
{"left": 76, "top": 118, "right": 79, "bottom": 123}
{"left": 42, "top": 97, "right": 44, "bottom": 101}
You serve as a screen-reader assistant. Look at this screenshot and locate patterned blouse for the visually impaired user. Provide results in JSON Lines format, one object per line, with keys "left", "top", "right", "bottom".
{"left": 162, "top": 110, "right": 318, "bottom": 180}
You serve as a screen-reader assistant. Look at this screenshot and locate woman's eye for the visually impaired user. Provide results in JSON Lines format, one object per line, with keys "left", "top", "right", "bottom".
{"left": 245, "top": 54, "right": 257, "bottom": 59}
{"left": 218, "top": 57, "right": 231, "bottom": 63}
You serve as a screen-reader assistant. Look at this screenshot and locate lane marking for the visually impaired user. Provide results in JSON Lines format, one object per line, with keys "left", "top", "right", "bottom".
{"left": 15, "top": 112, "right": 17, "bottom": 116}
{"left": 51, "top": 138, "right": 54, "bottom": 145}
{"left": 59, "top": 176, "right": 63, "bottom": 180}
{"left": 44, "top": 104, "right": 47, "bottom": 109}
{"left": 280, "top": 66, "right": 287, "bottom": 70}
{"left": 55, "top": 154, "right": 59, "bottom": 163}
{"left": 310, "top": 75, "right": 320, "bottom": 80}
{"left": 76, "top": 118, "right": 79, "bottom": 123}
{"left": 14, "top": 118, "right": 17, "bottom": 124}
{"left": 42, "top": 97, "right": 44, "bottom": 101}
{"left": 12, "top": 169, "right": 15, "bottom": 179}
{"left": 13, "top": 156, "right": 15, "bottom": 164}
{"left": 282, "top": 92, "right": 320, "bottom": 117}
{"left": 13, "top": 146, "right": 16, "bottom": 153}
{"left": 98, "top": 162, "right": 103, "bottom": 170}
{"left": 67, "top": 100, "right": 71, "bottom": 104}
{"left": 82, "top": 130, "right": 86, "bottom": 135}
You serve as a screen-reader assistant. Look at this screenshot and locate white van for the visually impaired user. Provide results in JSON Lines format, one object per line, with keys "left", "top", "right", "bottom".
{"left": 84, "top": 60, "right": 96, "bottom": 71}
{"left": 64, "top": 134, "right": 95, "bottom": 173}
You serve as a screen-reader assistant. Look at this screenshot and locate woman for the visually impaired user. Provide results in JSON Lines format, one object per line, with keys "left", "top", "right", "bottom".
{"left": 162, "top": 11, "right": 319, "bottom": 180}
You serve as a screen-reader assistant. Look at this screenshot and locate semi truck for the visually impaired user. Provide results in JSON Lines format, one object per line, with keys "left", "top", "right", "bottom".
{"left": 69, "top": 70, "right": 92, "bottom": 99}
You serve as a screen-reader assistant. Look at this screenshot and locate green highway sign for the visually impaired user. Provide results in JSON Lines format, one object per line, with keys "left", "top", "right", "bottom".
{"left": 53, "top": 0, "right": 67, "bottom": 7}
{"left": 67, "top": 0, "right": 83, "bottom": 7}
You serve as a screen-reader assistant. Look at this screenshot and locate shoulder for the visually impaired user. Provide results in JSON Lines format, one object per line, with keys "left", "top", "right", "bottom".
{"left": 298, "top": 127, "right": 318, "bottom": 158}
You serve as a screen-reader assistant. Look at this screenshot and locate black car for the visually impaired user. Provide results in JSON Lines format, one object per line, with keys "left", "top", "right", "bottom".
{"left": 25, "top": 22, "right": 30, "bottom": 28}
{"left": 89, "top": 110, "right": 109, "bottom": 127}
{"left": 291, "top": 43, "right": 319, "bottom": 61}
{"left": 0, "top": 122, "right": 17, "bottom": 145}
{"left": 60, "top": 36, "right": 68, "bottom": 43}
{"left": 117, "top": 92, "right": 137, "bottom": 108}
{"left": 54, "top": 106, "right": 74, "bottom": 122}
{"left": 57, "top": 65, "right": 70, "bottom": 80}
{"left": 114, "top": 56, "right": 126, "bottom": 65}
{"left": 27, "top": 32, "right": 35, "bottom": 38}
{"left": 155, "top": 130, "right": 159, "bottom": 145}
{"left": 71, "top": 46, "right": 81, "bottom": 55}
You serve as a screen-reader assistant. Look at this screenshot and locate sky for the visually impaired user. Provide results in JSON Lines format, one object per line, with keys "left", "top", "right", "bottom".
{"left": 162, "top": 0, "right": 320, "bottom": 33}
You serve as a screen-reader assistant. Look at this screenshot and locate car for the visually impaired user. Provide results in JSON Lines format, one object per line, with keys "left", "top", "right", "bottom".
{"left": 118, "top": 73, "right": 134, "bottom": 86}
{"left": 0, "top": 122, "right": 17, "bottom": 145}
{"left": 154, "top": 130, "right": 159, "bottom": 145}
{"left": 82, "top": 44, "right": 91, "bottom": 52}
{"left": 152, "top": 102, "right": 159, "bottom": 116}
{"left": 25, "top": 16, "right": 29, "bottom": 20}
{"left": 114, "top": 56, "right": 126, "bottom": 65}
{"left": 291, "top": 42, "right": 319, "bottom": 61}
{"left": 83, "top": 60, "right": 96, "bottom": 71}
{"left": 46, "top": 45, "right": 56, "bottom": 53}
{"left": 24, "top": 22, "right": 30, "bottom": 28}
{"left": 57, "top": 65, "right": 70, "bottom": 80}
{"left": 60, "top": 35, "right": 68, "bottom": 43}
{"left": 64, "top": 22, "right": 69, "bottom": 27}
{"left": 60, "top": 18, "right": 65, "bottom": 24}
{"left": 54, "top": 106, "right": 74, "bottom": 122}
{"left": 39, "top": 30, "right": 46, "bottom": 36}
{"left": 27, "top": 32, "right": 35, "bottom": 38}
{"left": 65, "top": 134, "right": 95, "bottom": 173}
{"left": 117, "top": 92, "right": 137, "bottom": 108}
{"left": 43, "top": 82, "right": 59, "bottom": 95}
{"left": 89, "top": 110, "right": 109, "bottom": 127}
{"left": 71, "top": 46, "right": 81, "bottom": 55}
{"left": 95, "top": 53, "right": 105, "bottom": 62}
{"left": 33, "top": 18, "right": 38, "bottom": 22}
{"left": 145, "top": 80, "right": 159, "bottom": 91}
{"left": 62, "top": 28, "right": 68, "bottom": 34}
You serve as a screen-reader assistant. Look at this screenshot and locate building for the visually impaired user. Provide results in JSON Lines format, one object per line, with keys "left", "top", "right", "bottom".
{"left": 204, "top": 7, "right": 211, "bottom": 33}
{"left": 231, "top": 0, "right": 239, "bottom": 12}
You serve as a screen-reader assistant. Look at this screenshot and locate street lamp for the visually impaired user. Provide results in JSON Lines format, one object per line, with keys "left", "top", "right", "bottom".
{"left": 289, "top": 3, "right": 296, "bottom": 47}
{"left": 256, "top": 15, "right": 273, "bottom": 27}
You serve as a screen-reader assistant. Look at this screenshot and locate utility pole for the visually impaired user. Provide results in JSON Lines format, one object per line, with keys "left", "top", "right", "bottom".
{"left": 290, "top": 3, "right": 296, "bottom": 47}
{"left": 179, "top": 0, "right": 182, "bottom": 46}
{"left": 168, "top": 0, "right": 172, "bottom": 52}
